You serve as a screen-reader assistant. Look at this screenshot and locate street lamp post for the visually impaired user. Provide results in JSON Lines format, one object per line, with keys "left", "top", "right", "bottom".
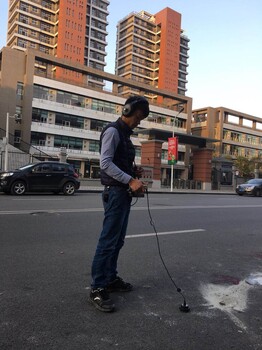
{"left": 170, "top": 124, "right": 175, "bottom": 192}
{"left": 170, "top": 107, "right": 184, "bottom": 192}
{"left": 4, "top": 113, "right": 10, "bottom": 171}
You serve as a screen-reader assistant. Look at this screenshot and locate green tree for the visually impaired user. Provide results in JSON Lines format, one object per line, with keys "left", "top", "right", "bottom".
{"left": 250, "top": 156, "right": 262, "bottom": 177}
{"left": 234, "top": 156, "right": 253, "bottom": 179}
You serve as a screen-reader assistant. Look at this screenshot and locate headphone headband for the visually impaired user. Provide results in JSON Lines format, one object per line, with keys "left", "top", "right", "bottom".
{"left": 122, "top": 96, "right": 149, "bottom": 117}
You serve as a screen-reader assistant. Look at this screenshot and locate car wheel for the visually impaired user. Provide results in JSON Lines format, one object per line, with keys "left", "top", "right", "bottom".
{"left": 254, "top": 188, "right": 260, "bottom": 197}
{"left": 62, "top": 182, "right": 76, "bottom": 195}
{"left": 11, "top": 181, "right": 26, "bottom": 195}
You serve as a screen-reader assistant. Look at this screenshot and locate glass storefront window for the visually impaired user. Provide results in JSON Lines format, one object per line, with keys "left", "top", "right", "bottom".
{"left": 54, "top": 135, "right": 83, "bottom": 150}
{"left": 32, "top": 108, "right": 48, "bottom": 123}
{"left": 55, "top": 113, "right": 84, "bottom": 129}
{"left": 89, "top": 140, "right": 100, "bottom": 152}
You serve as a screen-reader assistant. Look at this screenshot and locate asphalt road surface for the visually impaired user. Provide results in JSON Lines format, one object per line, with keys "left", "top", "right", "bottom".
{"left": 1, "top": 192, "right": 262, "bottom": 350}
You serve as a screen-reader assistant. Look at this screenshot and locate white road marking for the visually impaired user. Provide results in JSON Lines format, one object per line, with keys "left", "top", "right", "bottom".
{"left": 126, "top": 229, "right": 205, "bottom": 239}
{"left": 12, "top": 198, "right": 65, "bottom": 201}
{"left": 0, "top": 208, "right": 104, "bottom": 215}
{"left": 133, "top": 204, "right": 262, "bottom": 210}
{"left": 1, "top": 203, "right": 262, "bottom": 215}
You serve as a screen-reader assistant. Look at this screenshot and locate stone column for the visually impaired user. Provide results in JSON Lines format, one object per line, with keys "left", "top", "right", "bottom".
{"left": 59, "top": 147, "right": 67, "bottom": 163}
{"left": 140, "top": 140, "right": 164, "bottom": 189}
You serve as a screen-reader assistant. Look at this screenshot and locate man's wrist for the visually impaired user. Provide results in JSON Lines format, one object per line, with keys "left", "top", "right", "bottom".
{"left": 128, "top": 177, "right": 134, "bottom": 185}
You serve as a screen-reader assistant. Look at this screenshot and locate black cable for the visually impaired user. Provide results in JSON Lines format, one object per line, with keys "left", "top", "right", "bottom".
{"left": 130, "top": 197, "right": 138, "bottom": 206}
{"left": 145, "top": 188, "right": 188, "bottom": 305}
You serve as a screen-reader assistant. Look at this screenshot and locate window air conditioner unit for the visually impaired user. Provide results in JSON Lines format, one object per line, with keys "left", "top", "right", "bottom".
{"left": 14, "top": 137, "right": 21, "bottom": 144}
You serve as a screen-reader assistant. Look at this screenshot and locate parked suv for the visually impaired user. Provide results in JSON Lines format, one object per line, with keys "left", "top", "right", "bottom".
{"left": 0, "top": 161, "right": 80, "bottom": 195}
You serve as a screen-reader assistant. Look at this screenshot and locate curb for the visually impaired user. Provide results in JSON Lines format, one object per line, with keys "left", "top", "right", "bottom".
{"left": 77, "top": 187, "right": 236, "bottom": 195}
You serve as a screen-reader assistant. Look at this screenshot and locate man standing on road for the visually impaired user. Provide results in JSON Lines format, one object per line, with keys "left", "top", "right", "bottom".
{"left": 89, "top": 96, "right": 150, "bottom": 312}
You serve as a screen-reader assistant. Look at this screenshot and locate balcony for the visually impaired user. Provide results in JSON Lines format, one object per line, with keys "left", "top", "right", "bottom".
{"left": 31, "top": 121, "right": 100, "bottom": 140}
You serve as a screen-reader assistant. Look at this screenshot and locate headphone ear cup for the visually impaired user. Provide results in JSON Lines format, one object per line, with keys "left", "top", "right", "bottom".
{"left": 122, "top": 97, "right": 148, "bottom": 117}
{"left": 122, "top": 103, "right": 132, "bottom": 117}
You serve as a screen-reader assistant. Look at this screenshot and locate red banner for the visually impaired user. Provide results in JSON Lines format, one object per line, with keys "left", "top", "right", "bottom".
{"left": 168, "top": 137, "right": 178, "bottom": 165}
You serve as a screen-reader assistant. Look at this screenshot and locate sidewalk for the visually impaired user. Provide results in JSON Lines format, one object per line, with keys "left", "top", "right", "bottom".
{"left": 78, "top": 184, "right": 236, "bottom": 195}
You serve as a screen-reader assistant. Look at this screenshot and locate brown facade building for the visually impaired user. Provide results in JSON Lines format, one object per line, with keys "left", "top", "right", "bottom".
{"left": 192, "top": 107, "right": 262, "bottom": 159}
{"left": 192, "top": 107, "right": 262, "bottom": 187}
{"left": 0, "top": 47, "right": 198, "bottom": 188}
{"left": 7, "top": 0, "right": 109, "bottom": 87}
{"left": 115, "top": 7, "right": 189, "bottom": 100}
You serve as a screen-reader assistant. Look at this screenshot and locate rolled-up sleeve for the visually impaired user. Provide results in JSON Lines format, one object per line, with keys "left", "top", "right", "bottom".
{"left": 100, "top": 127, "right": 132, "bottom": 184}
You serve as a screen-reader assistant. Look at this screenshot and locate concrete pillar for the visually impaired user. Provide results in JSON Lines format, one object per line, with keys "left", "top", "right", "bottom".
{"left": 141, "top": 140, "right": 163, "bottom": 188}
{"left": 59, "top": 147, "right": 67, "bottom": 163}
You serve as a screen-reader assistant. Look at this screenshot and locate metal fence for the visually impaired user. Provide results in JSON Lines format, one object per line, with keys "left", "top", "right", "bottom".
{"left": 0, "top": 128, "right": 53, "bottom": 171}
{"left": 162, "top": 178, "right": 202, "bottom": 189}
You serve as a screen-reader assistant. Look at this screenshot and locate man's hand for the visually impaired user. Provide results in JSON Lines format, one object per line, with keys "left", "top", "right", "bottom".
{"left": 129, "top": 178, "right": 145, "bottom": 193}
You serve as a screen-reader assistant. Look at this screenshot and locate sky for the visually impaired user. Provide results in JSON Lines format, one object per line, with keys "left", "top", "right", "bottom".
{"left": 0, "top": 0, "right": 261, "bottom": 117}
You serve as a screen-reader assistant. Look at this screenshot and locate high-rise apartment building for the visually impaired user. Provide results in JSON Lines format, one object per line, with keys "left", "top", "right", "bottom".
{"left": 115, "top": 7, "right": 190, "bottom": 100}
{"left": 7, "top": 0, "right": 109, "bottom": 86}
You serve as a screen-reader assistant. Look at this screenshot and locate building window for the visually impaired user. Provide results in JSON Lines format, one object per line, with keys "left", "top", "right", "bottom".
{"left": 20, "top": 3, "right": 29, "bottom": 12}
{"left": 39, "top": 45, "right": 49, "bottom": 54}
{"left": 54, "top": 135, "right": 83, "bottom": 150}
{"left": 227, "top": 114, "right": 239, "bottom": 124}
{"left": 91, "top": 99, "right": 116, "bottom": 113}
{"left": 31, "top": 30, "right": 37, "bottom": 37}
{"left": 242, "top": 119, "right": 253, "bottom": 128}
{"left": 32, "top": 108, "right": 48, "bottom": 123}
{"left": 16, "top": 82, "right": 24, "bottom": 100}
{"left": 31, "top": 131, "right": 47, "bottom": 146}
{"left": 17, "top": 38, "right": 28, "bottom": 48}
{"left": 89, "top": 140, "right": 100, "bottom": 152}
{"left": 55, "top": 113, "right": 84, "bottom": 129}
{"left": 18, "top": 26, "right": 28, "bottom": 36}
{"left": 19, "top": 14, "right": 29, "bottom": 24}
{"left": 33, "top": 85, "right": 49, "bottom": 99}
{"left": 256, "top": 122, "right": 262, "bottom": 131}
{"left": 90, "top": 119, "right": 108, "bottom": 131}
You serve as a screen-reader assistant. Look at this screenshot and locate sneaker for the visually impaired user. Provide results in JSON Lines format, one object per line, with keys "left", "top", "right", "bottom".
{"left": 106, "top": 277, "right": 133, "bottom": 293}
{"left": 89, "top": 288, "right": 115, "bottom": 312}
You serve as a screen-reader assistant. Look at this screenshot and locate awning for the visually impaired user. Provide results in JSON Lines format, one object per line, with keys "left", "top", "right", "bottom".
{"left": 137, "top": 129, "right": 218, "bottom": 148}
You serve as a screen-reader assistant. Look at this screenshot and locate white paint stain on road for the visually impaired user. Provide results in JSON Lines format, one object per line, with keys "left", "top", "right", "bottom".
{"left": 200, "top": 280, "right": 252, "bottom": 331}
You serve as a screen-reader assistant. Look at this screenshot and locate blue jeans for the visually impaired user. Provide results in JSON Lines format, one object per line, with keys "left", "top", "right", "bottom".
{"left": 91, "top": 186, "right": 132, "bottom": 289}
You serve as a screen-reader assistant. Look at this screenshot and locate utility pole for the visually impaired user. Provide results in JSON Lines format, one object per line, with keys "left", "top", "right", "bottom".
{"left": 4, "top": 113, "right": 21, "bottom": 171}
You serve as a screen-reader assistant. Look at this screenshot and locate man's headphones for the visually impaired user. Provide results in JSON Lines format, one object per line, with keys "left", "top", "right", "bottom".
{"left": 122, "top": 96, "right": 149, "bottom": 117}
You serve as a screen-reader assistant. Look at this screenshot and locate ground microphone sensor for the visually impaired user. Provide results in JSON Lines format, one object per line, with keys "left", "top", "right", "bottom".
{"left": 145, "top": 188, "right": 190, "bottom": 313}
{"left": 179, "top": 301, "right": 190, "bottom": 313}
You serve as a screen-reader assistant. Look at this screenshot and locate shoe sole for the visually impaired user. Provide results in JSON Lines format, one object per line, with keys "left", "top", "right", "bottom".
{"left": 89, "top": 297, "right": 115, "bottom": 313}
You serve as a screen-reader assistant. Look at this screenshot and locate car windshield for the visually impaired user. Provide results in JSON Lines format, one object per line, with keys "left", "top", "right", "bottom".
{"left": 247, "top": 179, "right": 262, "bottom": 184}
{"left": 18, "top": 164, "right": 35, "bottom": 171}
